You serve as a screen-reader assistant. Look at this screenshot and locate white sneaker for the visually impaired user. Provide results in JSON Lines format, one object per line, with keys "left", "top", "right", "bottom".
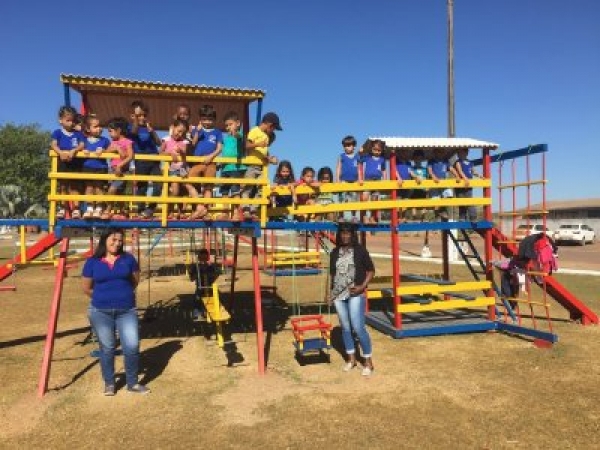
{"left": 361, "top": 366, "right": 373, "bottom": 376}
{"left": 342, "top": 362, "right": 356, "bottom": 372}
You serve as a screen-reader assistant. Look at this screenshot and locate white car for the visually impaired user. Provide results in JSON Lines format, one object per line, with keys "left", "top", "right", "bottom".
{"left": 554, "top": 224, "right": 596, "bottom": 246}
{"left": 514, "top": 224, "right": 553, "bottom": 241}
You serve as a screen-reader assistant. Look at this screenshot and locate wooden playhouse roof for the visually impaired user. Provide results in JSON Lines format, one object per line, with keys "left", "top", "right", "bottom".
{"left": 61, "top": 74, "right": 266, "bottom": 130}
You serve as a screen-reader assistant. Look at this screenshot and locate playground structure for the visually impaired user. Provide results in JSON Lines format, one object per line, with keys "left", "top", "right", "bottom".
{"left": 0, "top": 74, "right": 597, "bottom": 398}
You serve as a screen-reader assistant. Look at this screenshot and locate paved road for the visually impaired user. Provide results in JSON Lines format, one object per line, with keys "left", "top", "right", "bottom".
{"left": 362, "top": 231, "right": 600, "bottom": 271}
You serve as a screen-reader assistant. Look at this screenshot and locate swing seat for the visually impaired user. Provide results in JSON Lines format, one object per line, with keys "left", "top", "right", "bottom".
{"left": 291, "top": 315, "right": 332, "bottom": 354}
{"left": 201, "top": 295, "right": 231, "bottom": 322}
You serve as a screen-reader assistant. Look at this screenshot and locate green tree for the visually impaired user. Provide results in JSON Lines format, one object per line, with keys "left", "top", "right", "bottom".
{"left": 0, "top": 123, "right": 51, "bottom": 217}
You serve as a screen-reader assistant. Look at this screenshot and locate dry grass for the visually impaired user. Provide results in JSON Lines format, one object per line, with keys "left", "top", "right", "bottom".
{"left": 1, "top": 242, "right": 600, "bottom": 449}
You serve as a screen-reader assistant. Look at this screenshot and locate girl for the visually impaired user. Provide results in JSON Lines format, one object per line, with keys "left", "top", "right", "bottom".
{"left": 51, "top": 106, "right": 85, "bottom": 219}
{"left": 271, "top": 160, "right": 295, "bottom": 210}
{"left": 160, "top": 119, "right": 194, "bottom": 219}
{"left": 294, "top": 166, "right": 320, "bottom": 221}
{"left": 81, "top": 115, "right": 110, "bottom": 219}
{"left": 316, "top": 166, "right": 335, "bottom": 221}
{"left": 103, "top": 118, "right": 134, "bottom": 220}
{"left": 360, "top": 140, "right": 386, "bottom": 224}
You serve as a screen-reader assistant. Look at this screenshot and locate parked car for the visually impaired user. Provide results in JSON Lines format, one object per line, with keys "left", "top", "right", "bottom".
{"left": 553, "top": 224, "right": 596, "bottom": 246}
{"left": 514, "top": 224, "right": 553, "bottom": 241}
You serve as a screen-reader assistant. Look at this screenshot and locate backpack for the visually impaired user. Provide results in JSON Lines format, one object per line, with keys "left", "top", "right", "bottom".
{"left": 518, "top": 234, "right": 557, "bottom": 275}
{"left": 533, "top": 235, "right": 558, "bottom": 275}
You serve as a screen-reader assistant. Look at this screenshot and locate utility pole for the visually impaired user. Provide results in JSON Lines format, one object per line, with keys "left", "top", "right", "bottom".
{"left": 447, "top": 0, "right": 455, "bottom": 138}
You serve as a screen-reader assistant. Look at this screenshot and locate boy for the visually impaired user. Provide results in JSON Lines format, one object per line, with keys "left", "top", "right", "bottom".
{"left": 127, "top": 100, "right": 162, "bottom": 218}
{"left": 360, "top": 139, "right": 387, "bottom": 224}
{"left": 453, "top": 147, "right": 480, "bottom": 222}
{"left": 188, "top": 248, "right": 220, "bottom": 319}
{"left": 427, "top": 147, "right": 459, "bottom": 221}
{"left": 51, "top": 106, "right": 85, "bottom": 219}
{"left": 188, "top": 105, "right": 223, "bottom": 219}
{"left": 241, "top": 112, "right": 281, "bottom": 219}
{"left": 335, "top": 135, "right": 361, "bottom": 222}
{"left": 219, "top": 111, "right": 246, "bottom": 221}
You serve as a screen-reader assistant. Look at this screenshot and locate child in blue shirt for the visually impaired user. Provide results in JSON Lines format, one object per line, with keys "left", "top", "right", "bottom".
{"left": 360, "top": 140, "right": 387, "bottom": 224}
{"left": 51, "top": 106, "right": 85, "bottom": 219}
{"left": 427, "top": 148, "right": 460, "bottom": 221}
{"left": 453, "top": 147, "right": 480, "bottom": 222}
{"left": 336, "top": 135, "right": 361, "bottom": 222}
{"left": 82, "top": 114, "right": 111, "bottom": 219}
{"left": 127, "top": 100, "right": 162, "bottom": 218}
{"left": 411, "top": 149, "right": 428, "bottom": 221}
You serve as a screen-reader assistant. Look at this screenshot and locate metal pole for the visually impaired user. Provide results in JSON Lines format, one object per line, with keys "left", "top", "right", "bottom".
{"left": 38, "top": 238, "right": 70, "bottom": 397}
{"left": 447, "top": 0, "right": 455, "bottom": 138}
{"left": 251, "top": 237, "right": 265, "bottom": 374}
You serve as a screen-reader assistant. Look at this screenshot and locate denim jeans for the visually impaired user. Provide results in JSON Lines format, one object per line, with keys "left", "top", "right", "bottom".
{"left": 340, "top": 189, "right": 359, "bottom": 221}
{"left": 334, "top": 294, "right": 372, "bottom": 357}
{"left": 456, "top": 187, "right": 477, "bottom": 221}
{"left": 88, "top": 307, "right": 140, "bottom": 388}
{"left": 135, "top": 161, "right": 162, "bottom": 212}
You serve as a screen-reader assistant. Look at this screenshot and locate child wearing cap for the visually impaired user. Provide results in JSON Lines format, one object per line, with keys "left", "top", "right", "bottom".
{"left": 241, "top": 112, "right": 281, "bottom": 219}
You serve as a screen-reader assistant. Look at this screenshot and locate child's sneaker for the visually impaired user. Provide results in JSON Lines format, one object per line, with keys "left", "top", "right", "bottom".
{"left": 56, "top": 209, "right": 66, "bottom": 219}
{"left": 104, "top": 384, "right": 116, "bottom": 396}
{"left": 83, "top": 208, "right": 94, "bottom": 219}
{"left": 141, "top": 208, "right": 154, "bottom": 219}
{"left": 93, "top": 207, "right": 103, "bottom": 219}
{"left": 127, "top": 384, "right": 150, "bottom": 394}
{"left": 71, "top": 210, "right": 81, "bottom": 219}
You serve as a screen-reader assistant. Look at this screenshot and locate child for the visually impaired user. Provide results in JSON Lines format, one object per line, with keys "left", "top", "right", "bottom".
{"left": 394, "top": 148, "right": 420, "bottom": 222}
{"left": 271, "top": 160, "right": 295, "bottom": 209}
{"left": 411, "top": 149, "right": 429, "bottom": 221}
{"left": 81, "top": 114, "right": 110, "bottom": 219}
{"left": 160, "top": 119, "right": 192, "bottom": 219}
{"left": 316, "top": 166, "right": 336, "bottom": 221}
{"left": 493, "top": 256, "right": 528, "bottom": 311}
{"left": 294, "top": 166, "right": 320, "bottom": 221}
{"left": 127, "top": 100, "right": 162, "bottom": 218}
{"left": 335, "top": 135, "right": 360, "bottom": 222}
{"left": 50, "top": 106, "right": 85, "bottom": 219}
{"left": 188, "top": 105, "right": 223, "bottom": 219}
{"left": 428, "top": 147, "right": 460, "bottom": 221}
{"left": 188, "top": 248, "right": 221, "bottom": 319}
{"left": 453, "top": 147, "right": 480, "bottom": 222}
{"left": 219, "top": 111, "right": 246, "bottom": 221}
{"left": 241, "top": 112, "right": 281, "bottom": 219}
{"left": 360, "top": 139, "right": 387, "bottom": 224}
{"left": 103, "top": 117, "right": 134, "bottom": 220}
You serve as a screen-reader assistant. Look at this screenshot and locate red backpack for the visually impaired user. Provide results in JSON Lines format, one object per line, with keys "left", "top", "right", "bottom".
{"left": 533, "top": 235, "right": 558, "bottom": 275}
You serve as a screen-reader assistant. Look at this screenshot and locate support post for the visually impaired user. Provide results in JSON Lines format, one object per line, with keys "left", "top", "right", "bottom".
{"left": 37, "top": 238, "right": 70, "bottom": 397}
{"left": 251, "top": 237, "right": 265, "bottom": 374}
{"left": 482, "top": 149, "right": 495, "bottom": 321}
{"left": 389, "top": 151, "right": 402, "bottom": 330}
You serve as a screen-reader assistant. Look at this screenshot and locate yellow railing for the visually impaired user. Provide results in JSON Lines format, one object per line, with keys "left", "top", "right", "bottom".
{"left": 48, "top": 152, "right": 492, "bottom": 225}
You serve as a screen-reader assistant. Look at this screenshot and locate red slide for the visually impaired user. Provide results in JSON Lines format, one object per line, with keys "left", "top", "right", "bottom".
{"left": 480, "top": 227, "right": 598, "bottom": 325}
{"left": 0, "top": 233, "right": 62, "bottom": 283}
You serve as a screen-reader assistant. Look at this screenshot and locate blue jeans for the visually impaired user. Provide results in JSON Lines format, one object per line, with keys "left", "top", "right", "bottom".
{"left": 334, "top": 295, "right": 372, "bottom": 357}
{"left": 456, "top": 187, "right": 477, "bottom": 221}
{"left": 88, "top": 307, "right": 140, "bottom": 388}
{"left": 340, "top": 189, "right": 359, "bottom": 221}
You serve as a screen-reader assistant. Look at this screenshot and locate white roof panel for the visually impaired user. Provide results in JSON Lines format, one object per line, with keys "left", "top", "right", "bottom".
{"left": 369, "top": 137, "right": 498, "bottom": 150}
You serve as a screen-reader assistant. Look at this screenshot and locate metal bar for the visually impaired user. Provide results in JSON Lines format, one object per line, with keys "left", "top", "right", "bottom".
{"left": 251, "top": 237, "right": 265, "bottom": 374}
{"left": 37, "top": 238, "right": 69, "bottom": 397}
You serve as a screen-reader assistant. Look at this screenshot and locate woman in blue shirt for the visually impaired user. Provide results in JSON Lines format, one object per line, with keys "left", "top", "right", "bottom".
{"left": 82, "top": 228, "right": 148, "bottom": 396}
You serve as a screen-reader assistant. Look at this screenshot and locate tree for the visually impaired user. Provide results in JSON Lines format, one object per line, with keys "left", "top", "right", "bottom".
{"left": 0, "top": 123, "right": 51, "bottom": 216}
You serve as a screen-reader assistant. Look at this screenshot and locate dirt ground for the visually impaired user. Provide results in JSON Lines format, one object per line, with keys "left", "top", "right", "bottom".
{"left": 1, "top": 236, "right": 600, "bottom": 449}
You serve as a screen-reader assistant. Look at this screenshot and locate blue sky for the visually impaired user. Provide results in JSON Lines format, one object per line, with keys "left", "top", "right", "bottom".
{"left": 1, "top": 0, "right": 598, "bottom": 204}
